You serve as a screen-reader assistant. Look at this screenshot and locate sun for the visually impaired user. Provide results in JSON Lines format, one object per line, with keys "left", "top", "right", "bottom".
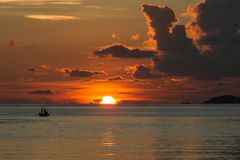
{"left": 100, "top": 96, "right": 116, "bottom": 104}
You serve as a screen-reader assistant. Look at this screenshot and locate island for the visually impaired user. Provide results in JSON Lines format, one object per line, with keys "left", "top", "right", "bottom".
{"left": 204, "top": 95, "right": 240, "bottom": 104}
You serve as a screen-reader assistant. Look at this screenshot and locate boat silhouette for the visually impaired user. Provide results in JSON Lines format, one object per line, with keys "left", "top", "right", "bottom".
{"left": 39, "top": 108, "right": 50, "bottom": 117}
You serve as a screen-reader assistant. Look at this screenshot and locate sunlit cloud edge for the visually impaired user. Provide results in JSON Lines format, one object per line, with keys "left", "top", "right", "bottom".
{"left": 25, "top": 14, "right": 79, "bottom": 20}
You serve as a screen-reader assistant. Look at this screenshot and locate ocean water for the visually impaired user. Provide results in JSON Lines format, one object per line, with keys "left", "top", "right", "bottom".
{"left": 0, "top": 104, "right": 240, "bottom": 160}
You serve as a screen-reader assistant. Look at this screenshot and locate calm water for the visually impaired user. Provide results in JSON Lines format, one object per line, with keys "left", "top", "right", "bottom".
{"left": 0, "top": 104, "right": 240, "bottom": 160}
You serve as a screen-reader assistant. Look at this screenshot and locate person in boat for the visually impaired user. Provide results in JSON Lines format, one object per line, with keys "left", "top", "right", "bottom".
{"left": 39, "top": 108, "right": 50, "bottom": 117}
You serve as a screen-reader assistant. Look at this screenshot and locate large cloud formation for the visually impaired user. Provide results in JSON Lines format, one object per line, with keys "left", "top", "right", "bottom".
{"left": 187, "top": 0, "right": 240, "bottom": 47}
{"left": 93, "top": 44, "right": 156, "bottom": 58}
{"left": 91, "top": 1, "right": 239, "bottom": 80}
{"left": 142, "top": 1, "right": 240, "bottom": 80}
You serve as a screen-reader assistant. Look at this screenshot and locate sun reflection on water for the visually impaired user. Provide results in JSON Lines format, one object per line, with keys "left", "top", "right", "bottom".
{"left": 101, "top": 129, "right": 116, "bottom": 147}
{"left": 99, "top": 128, "right": 117, "bottom": 157}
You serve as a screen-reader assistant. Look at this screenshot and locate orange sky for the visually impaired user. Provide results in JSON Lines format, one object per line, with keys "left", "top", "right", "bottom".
{"left": 0, "top": 0, "right": 239, "bottom": 104}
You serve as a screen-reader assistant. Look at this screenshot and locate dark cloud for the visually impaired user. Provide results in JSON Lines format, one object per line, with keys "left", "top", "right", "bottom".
{"left": 142, "top": 4, "right": 177, "bottom": 51}
{"left": 143, "top": 4, "right": 196, "bottom": 53}
{"left": 64, "top": 69, "right": 105, "bottom": 78}
{"left": 141, "top": 2, "right": 240, "bottom": 80}
{"left": 28, "top": 90, "right": 54, "bottom": 95}
{"left": 187, "top": 0, "right": 240, "bottom": 48}
{"left": 108, "top": 75, "right": 124, "bottom": 81}
{"left": 133, "top": 65, "right": 160, "bottom": 79}
{"left": 26, "top": 68, "right": 36, "bottom": 72}
{"left": 93, "top": 44, "right": 156, "bottom": 58}
{"left": 187, "top": 0, "right": 240, "bottom": 34}
{"left": 88, "top": 1, "right": 239, "bottom": 80}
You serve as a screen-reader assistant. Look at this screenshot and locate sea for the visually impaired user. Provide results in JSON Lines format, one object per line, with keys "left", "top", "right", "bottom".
{"left": 0, "top": 104, "right": 240, "bottom": 160}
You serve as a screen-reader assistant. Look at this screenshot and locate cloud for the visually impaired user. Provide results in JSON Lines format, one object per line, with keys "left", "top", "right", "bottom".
{"left": 64, "top": 69, "right": 105, "bottom": 78}
{"left": 131, "top": 34, "right": 140, "bottom": 41}
{"left": 93, "top": 44, "right": 157, "bottom": 59}
{"left": 25, "top": 15, "right": 79, "bottom": 20}
{"left": 142, "top": 4, "right": 177, "bottom": 50}
{"left": 141, "top": 2, "right": 240, "bottom": 80}
{"left": 28, "top": 89, "right": 55, "bottom": 95}
{"left": 26, "top": 68, "right": 36, "bottom": 72}
{"left": 133, "top": 65, "right": 161, "bottom": 79}
{"left": 0, "top": 0, "right": 83, "bottom": 5}
{"left": 84, "top": 5, "right": 104, "bottom": 9}
{"left": 50, "top": 1, "right": 82, "bottom": 5}
{"left": 112, "top": 33, "right": 118, "bottom": 39}
{"left": 187, "top": 0, "right": 240, "bottom": 49}
{"left": 118, "top": 92, "right": 132, "bottom": 95}
{"left": 87, "top": 2, "right": 239, "bottom": 80}
{"left": 41, "top": 64, "right": 50, "bottom": 70}
{"left": 108, "top": 75, "right": 124, "bottom": 81}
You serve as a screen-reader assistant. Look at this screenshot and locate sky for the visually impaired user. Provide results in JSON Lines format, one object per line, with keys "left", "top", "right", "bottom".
{"left": 0, "top": 0, "right": 239, "bottom": 104}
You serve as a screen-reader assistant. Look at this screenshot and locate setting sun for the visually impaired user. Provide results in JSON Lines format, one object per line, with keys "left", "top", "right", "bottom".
{"left": 100, "top": 96, "right": 117, "bottom": 104}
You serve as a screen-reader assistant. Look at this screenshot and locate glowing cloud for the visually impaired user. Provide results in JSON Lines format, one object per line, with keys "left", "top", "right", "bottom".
{"left": 131, "top": 34, "right": 140, "bottom": 41}
{"left": 0, "top": 0, "right": 82, "bottom": 5}
{"left": 112, "top": 33, "right": 118, "bottom": 39}
{"left": 25, "top": 15, "right": 79, "bottom": 20}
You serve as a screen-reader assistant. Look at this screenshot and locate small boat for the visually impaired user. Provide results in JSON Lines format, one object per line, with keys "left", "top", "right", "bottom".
{"left": 38, "top": 108, "right": 50, "bottom": 117}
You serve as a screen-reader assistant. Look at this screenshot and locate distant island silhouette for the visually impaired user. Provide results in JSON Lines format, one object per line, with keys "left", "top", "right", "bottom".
{"left": 204, "top": 95, "right": 240, "bottom": 104}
